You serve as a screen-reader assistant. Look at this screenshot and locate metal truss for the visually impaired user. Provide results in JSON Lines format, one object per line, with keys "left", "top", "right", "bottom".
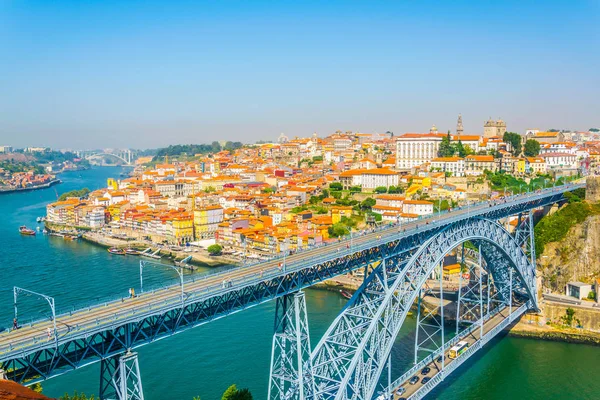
{"left": 99, "top": 351, "right": 144, "bottom": 400}
{"left": 268, "top": 291, "right": 315, "bottom": 400}
{"left": 0, "top": 186, "right": 576, "bottom": 390}
{"left": 310, "top": 217, "right": 537, "bottom": 400}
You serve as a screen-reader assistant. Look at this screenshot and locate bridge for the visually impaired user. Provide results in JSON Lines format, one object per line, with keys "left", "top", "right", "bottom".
{"left": 76, "top": 149, "right": 136, "bottom": 165}
{"left": 0, "top": 183, "right": 584, "bottom": 400}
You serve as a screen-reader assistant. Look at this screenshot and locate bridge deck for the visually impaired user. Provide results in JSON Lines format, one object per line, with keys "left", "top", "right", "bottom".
{"left": 0, "top": 184, "right": 582, "bottom": 364}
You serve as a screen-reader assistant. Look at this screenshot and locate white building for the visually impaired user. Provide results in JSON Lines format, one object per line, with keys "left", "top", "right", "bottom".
{"left": 402, "top": 200, "right": 433, "bottom": 216}
{"left": 430, "top": 157, "right": 465, "bottom": 177}
{"left": 396, "top": 133, "right": 442, "bottom": 170}
{"left": 541, "top": 153, "right": 578, "bottom": 169}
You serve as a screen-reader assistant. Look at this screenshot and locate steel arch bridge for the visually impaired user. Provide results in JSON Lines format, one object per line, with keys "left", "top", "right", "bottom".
{"left": 0, "top": 184, "right": 583, "bottom": 399}
{"left": 76, "top": 149, "right": 135, "bottom": 165}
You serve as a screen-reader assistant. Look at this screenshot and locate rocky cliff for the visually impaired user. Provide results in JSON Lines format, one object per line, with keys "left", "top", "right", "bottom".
{"left": 538, "top": 212, "right": 600, "bottom": 292}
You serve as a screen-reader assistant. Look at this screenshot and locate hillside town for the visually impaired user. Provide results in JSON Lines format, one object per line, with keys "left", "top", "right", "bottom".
{"left": 44, "top": 118, "right": 597, "bottom": 257}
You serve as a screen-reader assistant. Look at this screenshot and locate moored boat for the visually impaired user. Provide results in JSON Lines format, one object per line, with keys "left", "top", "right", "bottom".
{"left": 340, "top": 290, "right": 352, "bottom": 300}
{"left": 125, "top": 248, "right": 141, "bottom": 255}
{"left": 108, "top": 247, "right": 125, "bottom": 255}
{"left": 19, "top": 226, "right": 36, "bottom": 236}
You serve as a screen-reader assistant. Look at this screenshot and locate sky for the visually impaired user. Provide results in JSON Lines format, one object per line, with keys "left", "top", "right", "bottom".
{"left": 0, "top": 0, "right": 598, "bottom": 149}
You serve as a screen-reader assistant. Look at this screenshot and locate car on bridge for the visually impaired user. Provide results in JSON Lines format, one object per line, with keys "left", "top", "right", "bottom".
{"left": 422, "top": 377, "right": 431, "bottom": 384}
{"left": 395, "top": 387, "right": 406, "bottom": 396}
{"left": 421, "top": 366, "right": 431, "bottom": 375}
{"left": 409, "top": 376, "right": 420, "bottom": 385}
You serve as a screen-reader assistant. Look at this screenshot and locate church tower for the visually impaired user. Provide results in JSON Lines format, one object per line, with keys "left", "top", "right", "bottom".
{"left": 456, "top": 114, "right": 464, "bottom": 136}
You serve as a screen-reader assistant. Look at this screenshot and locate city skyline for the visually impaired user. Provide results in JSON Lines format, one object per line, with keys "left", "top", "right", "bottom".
{"left": 1, "top": 1, "right": 598, "bottom": 148}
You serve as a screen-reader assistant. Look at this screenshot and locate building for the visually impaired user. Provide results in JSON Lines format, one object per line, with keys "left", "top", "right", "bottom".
{"left": 193, "top": 205, "right": 224, "bottom": 239}
{"left": 0, "top": 145, "right": 13, "bottom": 153}
{"left": 339, "top": 168, "right": 399, "bottom": 191}
{"left": 483, "top": 118, "right": 507, "bottom": 139}
{"left": 396, "top": 133, "right": 443, "bottom": 169}
{"left": 464, "top": 155, "right": 496, "bottom": 176}
{"left": 565, "top": 281, "right": 592, "bottom": 300}
{"left": 430, "top": 157, "right": 465, "bottom": 177}
{"left": 527, "top": 131, "right": 565, "bottom": 144}
{"left": 541, "top": 153, "right": 577, "bottom": 170}
{"left": 456, "top": 114, "right": 464, "bottom": 136}
{"left": 402, "top": 200, "right": 433, "bottom": 216}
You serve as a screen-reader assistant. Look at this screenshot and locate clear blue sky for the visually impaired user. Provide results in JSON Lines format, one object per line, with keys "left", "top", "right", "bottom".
{"left": 1, "top": 0, "right": 598, "bottom": 149}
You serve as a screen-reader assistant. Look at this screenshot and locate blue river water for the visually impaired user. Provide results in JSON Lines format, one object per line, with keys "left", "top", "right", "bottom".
{"left": 0, "top": 167, "right": 598, "bottom": 399}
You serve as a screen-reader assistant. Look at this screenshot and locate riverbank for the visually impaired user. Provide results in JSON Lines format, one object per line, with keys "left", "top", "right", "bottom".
{"left": 508, "top": 316, "right": 600, "bottom": 346}
{"left": 0, "top": 178, "right": 61, "bottom": 194}
{"left": 80, "top": 232, "right": 237, "bottom": 267}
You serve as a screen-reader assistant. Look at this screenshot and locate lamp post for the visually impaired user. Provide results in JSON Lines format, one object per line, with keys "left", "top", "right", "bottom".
{"left": 14, "top": 287, "right": 57, "bottom": 348}
{"left": 140, "top": 260, "right": 185, "bottom": 307}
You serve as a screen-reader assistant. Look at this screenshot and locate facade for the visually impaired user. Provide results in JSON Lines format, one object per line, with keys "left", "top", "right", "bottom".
{"left": 396, "top": 133, "right": 442, "bottom": 170}
{"left": 431, "top": 157, "right": 465, "bottom": 177}
{"left": 465, "top": 155, "right": 496, "bottom": 176}
{"left": 541, "top": 153, "right": 577, "bottom": 169}
{"left": 193, "top": 205, "right": 224, "bottom": 239}
{"left": 402, "top": 200, "right": 434, "bottom": 216}
{"left": 483, "top": 118, "right": 507, "bottom": 139}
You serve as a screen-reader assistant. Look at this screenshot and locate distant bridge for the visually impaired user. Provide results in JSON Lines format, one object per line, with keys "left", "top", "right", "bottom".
{"left": 0, "top": 183, "right": 585, "bottom": 400}
{"left": 76, "top": 149, "right": 136, "bottom": 165}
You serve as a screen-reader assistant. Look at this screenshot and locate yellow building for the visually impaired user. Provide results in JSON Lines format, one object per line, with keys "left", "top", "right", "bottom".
{"left": 516, "top": 158, "right": 526, "bottom": 175}
{"left": 193, "top": 205, "right": 224, "bottom": 239}
{"left": 170, "top": 214, "right": 194, "bottom": 244}
{"left": 443, "top": 263, "right": 461, "bottom": 276}
{"left": 107, "top": 178, "right": 118, "bottom": 190}
{"left": 331, "top": 206, "right": 353, "bottom": 224}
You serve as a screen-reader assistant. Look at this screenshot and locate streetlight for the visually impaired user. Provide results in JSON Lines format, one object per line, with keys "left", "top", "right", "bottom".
{"left": 14, "top": 287, "right": 57, "bottom": 348}
{"left": 140, "top": 260, "right": 185, "bottom": 307}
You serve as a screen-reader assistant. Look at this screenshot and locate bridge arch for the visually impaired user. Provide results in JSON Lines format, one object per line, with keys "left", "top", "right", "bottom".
{"left": 311, "top": 217, "right": 537, "bottom": 400}
{"left": 86, "top": 152, "right": 132, "bottom": 165}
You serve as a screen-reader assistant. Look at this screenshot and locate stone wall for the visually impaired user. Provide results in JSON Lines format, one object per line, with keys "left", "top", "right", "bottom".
{"left": 543, "top": 302, "right": 600, "bottom": 332}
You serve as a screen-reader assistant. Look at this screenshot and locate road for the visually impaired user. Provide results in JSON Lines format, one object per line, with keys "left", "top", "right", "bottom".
{"left": 0, "top": 185, "right": 579, "bottom": 361}
{"left": 391, "top": 307, "right": 513, "bottom": 399}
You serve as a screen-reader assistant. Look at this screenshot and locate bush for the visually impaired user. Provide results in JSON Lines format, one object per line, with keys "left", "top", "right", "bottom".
{"left": 349, "top": 186, "right": 362, "bottom": 193}
{"left": 207, "top": 244, "right": 223, "bottom": 255}
{"left": 329, "top": 182, "right": 343, "bottom": 191}
{"left": 534, "top": 202, "right": 595, "bottom": 255}
{"left": 374, "top": 186, "right": 387, "bottom": 194}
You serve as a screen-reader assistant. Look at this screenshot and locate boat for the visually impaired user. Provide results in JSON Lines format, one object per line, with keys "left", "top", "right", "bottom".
{"left": 140, "top": 248, "right": 161, "bottom": 260}
{"left": 340, "top": 290, "right": 352, "bottom": 300}
{"left": 175, "top": 255, "right": 193, "bottom": 267}
{"left": 125, "top": 248, "right": 141, "bottom": 255}
{"left": 108, "top": 247, "right": 125, "bottom": 255}
{"left": 19, "top": 226, "right": 36, "bottom": 236}
{"left": 36, "top": 217, "right": 42, "bottom": 223}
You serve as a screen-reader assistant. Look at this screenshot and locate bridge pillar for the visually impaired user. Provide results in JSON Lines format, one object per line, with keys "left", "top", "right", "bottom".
{"left": 99, "top": 351, "right": 144, "bottom": 400}
{"left": 268, "top": 291, "right": 315, "bottom": 400}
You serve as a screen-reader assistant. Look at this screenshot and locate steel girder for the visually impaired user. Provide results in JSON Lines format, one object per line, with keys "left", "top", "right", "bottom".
{"left": 268, "top": 291, "right": 315, "bottom": 400}
{"left": 99, "top": 351, "right": 144, "bottom": 400}
{"left": 310, "top": 217, "right": 537, "bottom": 400}
{"left": 1, "top": 229, "right": 435, "bottom": 385}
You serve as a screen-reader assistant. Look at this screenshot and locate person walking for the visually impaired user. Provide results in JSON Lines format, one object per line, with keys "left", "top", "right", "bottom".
{"left": 13, "top": 318, "right": 18, "bottom": 330}
{"left": 46, "top": 327, "right": 52, "bottom": 340}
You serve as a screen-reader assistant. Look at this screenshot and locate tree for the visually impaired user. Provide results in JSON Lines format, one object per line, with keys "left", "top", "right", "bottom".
{"left": 207, "top": 244, "right": 223, "bottom": 255}
{"left": 349, "top": 185, "right": 362, "bottom": 193}
{"left": 454, "top": 140, "right": 466, "bottom": 158}
{"left": 360, "top": 197, "right": 376, "bottom": 211}
{"left": 329, "top": 182, "right": 343, "bottom": 191}
{"left": 222, "top": 385, "right": 239, "bottom": 400}
{"left": 328, "top": 223, "right": 349, "bottom": 238}
{"left": 60, "top": 393, "right": 95, "bottom": 400}
{"left": 523, "top": 139, "right": 541, "bottom": 157}
{"left": 374, "top": 186, "right": 387, "bottom": 194}
{"left": 438, "top": 131, "right": 454, "bottom": 157}
{"left": 503, "top": 132, "right": 522, "bottom": 156}
{"left": 590, "top": 128, "right": 599, "bottom": 132}
{"left": 387, "top": 185, "right": 402, "bottom": 194}
{"left": 463, "top": 144, "right": 474, "bottom": 156}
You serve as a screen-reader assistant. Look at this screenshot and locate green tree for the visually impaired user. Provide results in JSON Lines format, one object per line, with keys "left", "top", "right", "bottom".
{"left": 360, "top": 197, "right": 376, "bottom": 211}
{"left": 387, "top": 185, "right": 402, "bottom": 194}
{"left": 590, "top": 128, "right": 599, "bottom": 132}
{"left": 523, "top": 139, "right": 541, "bottom": 157}
{"left": 455, "top": 140, "right": 466, "bottom": 158}
{"left": 463, "top": 144, "right": 474, "bottom": 156}
{"left": 438, "top": 131, "right": 454, "bottom": 157}
{"left": 349, "top": 185, "right": 362, "bottom": 193}
{"left": 503, "top": 132, "right": 522, "bottom": 156}
{"left": 60, "top": 392, "right": 95, "bottom": 400}
{"left": 328, "top": 223, "right": 350, "bottom": 238}
{"left": 222, "top": 384, "right": 238, "bottom": 400}
{"left": 207, "top": 244, "right": 223, "bottom": 255}
{"left": 58, "top": 188, "right": 90, "bottom": 201}
{"left": 329, "top": 182, "right": 343, "bottom": 191}
{"left": 374, "top": 186, "right": 387, "bottom": 194}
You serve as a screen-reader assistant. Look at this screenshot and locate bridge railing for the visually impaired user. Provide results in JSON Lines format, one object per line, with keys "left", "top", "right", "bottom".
{"left": 0, "top": 184, "right": 582, "bottom": 358}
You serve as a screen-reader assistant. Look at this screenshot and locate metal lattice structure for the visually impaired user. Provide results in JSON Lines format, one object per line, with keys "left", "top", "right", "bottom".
{"left": 310, "top": 217, "right": 537, "bottom": 400}
{"left": 0, "top": 184, "right": 583, "bottom": 399}
{"left": 268, "top": 291, "right": 315, "bottom": 400}
{"left": 99, "top": 351, "right": 144, "bottom": 400}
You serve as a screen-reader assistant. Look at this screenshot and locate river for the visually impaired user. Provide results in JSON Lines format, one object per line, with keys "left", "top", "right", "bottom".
{"left": 0, "top": 167, "right": 598, "bottom": 399}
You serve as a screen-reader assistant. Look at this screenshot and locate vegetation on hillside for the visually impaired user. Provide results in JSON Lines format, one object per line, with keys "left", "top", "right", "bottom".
{"left": 153, "top": 142, "right": 243, "bottom": 160}
{"left": 534, "top": 189, "right": 594, "bottom": 256}
{"left": 58, "top": 188, "right": 90, "bottom": 201}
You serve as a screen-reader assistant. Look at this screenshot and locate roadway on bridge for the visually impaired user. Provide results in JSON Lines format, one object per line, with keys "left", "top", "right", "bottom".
{"left": 0, "top": 186, "right": 576, "bottom": 360}
{"left": 391, "top": 306, "right": 514, "bottom": 399}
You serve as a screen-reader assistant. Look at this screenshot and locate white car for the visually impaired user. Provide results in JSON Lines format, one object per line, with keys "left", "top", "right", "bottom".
{"left": 396, "top": 387, "right": 406, "bottom": 396}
